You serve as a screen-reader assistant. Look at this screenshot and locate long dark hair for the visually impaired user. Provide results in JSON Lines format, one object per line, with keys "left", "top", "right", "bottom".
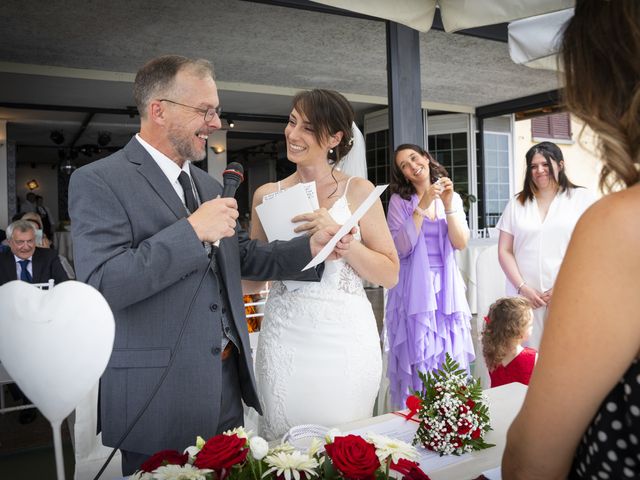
{"left": 562, "top": 0, "right": 640, "bottom": 191}
{"left": 516, "top": 141, "right": 577, "bottom": 204}
{"left": 390, "top": 144, "right": 449, "bottom": 200}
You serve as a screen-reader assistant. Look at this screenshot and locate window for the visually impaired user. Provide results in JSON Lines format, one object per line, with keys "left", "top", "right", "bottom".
{"left": 427, "top": 132, "right": 468, "bottom": 197}
{"left": 531, "top": 112, "right": 572, "bottom": 140}
{"left": 482, "top": 132, "right": 511, "bottom": 228}
{"left": 365, "top": 129, "right": 390, "bottom": 208}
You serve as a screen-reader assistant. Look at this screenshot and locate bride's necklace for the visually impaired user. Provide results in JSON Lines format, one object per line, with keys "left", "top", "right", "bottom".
{"left": 296, "top": 169, "right": 334, "bottom": 185}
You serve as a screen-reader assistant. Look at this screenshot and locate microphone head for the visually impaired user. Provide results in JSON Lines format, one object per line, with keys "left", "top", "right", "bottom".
{"left": 223, "top": 162, "right": 244, "bottom": 184}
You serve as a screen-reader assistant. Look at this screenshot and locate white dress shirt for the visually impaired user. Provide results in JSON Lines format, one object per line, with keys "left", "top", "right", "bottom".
{"left": 13, "top": 254, "right": 33, "bottom": 279}
{"left": 135, "top": 134, "right": 196, "bottom": 210}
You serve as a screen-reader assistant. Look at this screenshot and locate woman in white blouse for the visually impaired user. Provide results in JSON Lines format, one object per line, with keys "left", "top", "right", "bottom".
{"left": 497, "top": 141, "right": 595, "bottom": 348}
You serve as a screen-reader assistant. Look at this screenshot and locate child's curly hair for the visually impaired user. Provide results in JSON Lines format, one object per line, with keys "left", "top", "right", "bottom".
{"left": 482, "top": 297, "right": 532, "bottom": 371}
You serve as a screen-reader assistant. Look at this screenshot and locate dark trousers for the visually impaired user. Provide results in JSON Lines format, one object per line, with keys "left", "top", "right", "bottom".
{"left": 120, "top": 348, "right": 244, "bottom": 476}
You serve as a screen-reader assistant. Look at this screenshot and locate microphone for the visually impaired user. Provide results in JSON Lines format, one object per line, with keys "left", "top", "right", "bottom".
{"left": 222, "top": 162, "right": 244, "bottom": 198}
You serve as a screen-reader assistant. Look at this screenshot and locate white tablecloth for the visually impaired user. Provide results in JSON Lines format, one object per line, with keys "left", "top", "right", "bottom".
{"left": 455, "top": 238, "right": 499, "bottom": 314}
{"left": 342, "top": 382, "right": 527, "bottom": 480}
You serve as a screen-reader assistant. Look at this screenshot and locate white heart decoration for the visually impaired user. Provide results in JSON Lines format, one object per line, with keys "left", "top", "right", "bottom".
{"left": 0, "top": 280, "right": 114, "bottom": 423}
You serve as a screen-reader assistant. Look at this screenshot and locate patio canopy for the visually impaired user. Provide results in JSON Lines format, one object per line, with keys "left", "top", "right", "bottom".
{"left": 311, "top": 0, "right": 573, "bottom": 33}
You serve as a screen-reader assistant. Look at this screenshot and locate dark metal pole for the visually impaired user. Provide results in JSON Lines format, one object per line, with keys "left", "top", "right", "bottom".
{"left": 386, "top": 21, "right": 424, "bottom": 155}
{"left": 476, "top": 117, "right": 486, "bottom": 229}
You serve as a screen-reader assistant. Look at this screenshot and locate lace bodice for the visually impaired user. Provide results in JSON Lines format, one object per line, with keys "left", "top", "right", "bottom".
{"left": 274, "top": 178, "right": 365, "bottom": 298}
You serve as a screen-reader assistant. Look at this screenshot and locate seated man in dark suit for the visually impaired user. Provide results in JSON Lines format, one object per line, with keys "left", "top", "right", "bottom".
{"left": 0, "top": 219, "right": 69, "bottom": 286}
{"left": 0, "top": 219, "right": 69, "bottom": 423}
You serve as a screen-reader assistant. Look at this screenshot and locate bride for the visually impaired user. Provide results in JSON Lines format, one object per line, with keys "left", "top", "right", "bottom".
{"left": 251, "top": 89, "right": 399, "bottom": 440}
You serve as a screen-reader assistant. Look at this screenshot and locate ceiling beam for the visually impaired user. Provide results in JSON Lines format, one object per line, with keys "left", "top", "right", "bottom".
{"left": 476, "top": 89, "right": 561, "bottom": 119}
{"left": 0, "top": 102, "right": 138, "bottom": 117}
{"left": 221, "top": 112, "right": 288, "bottom": 124}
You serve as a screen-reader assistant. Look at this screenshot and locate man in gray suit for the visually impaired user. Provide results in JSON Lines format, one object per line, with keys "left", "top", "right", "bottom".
{"left": 69, "top": 55, "right": 351, "bottom": 475}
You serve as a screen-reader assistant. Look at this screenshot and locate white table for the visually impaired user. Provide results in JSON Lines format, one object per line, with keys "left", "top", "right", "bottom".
{"left": 455, "top": 238, "right": 499, "bottom": 314}
{"left": 342, "top": 382, "right": 527, "bottom": 480}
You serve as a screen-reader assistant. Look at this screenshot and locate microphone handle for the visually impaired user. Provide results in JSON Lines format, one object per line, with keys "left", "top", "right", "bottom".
{"left": 221, "top": 185, "right": 237, "bottom": 198}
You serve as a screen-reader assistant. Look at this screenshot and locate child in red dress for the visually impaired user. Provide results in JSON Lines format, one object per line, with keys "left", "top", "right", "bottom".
{"left": 482, "top": 297, "right": 537, "bottom": 388}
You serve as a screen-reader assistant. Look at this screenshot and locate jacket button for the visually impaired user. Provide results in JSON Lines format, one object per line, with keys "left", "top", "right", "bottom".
{"left": 211, "top": 346, "right": 221, "bottom": 355}
{"left": 210, "top": 304, "right": 218, "bottom": 311}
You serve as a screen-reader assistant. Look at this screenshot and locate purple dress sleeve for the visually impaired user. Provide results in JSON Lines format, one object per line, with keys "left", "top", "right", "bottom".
{"left": 387, "top": 193, "right": 419, "bottom": 259}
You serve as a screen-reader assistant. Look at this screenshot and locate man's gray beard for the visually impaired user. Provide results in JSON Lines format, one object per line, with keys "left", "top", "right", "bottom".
{"left": 167, "top": 128, "right": 206, "bottom": 162}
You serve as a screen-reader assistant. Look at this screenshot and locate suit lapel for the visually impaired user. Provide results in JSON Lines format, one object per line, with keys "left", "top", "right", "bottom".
{"left": 31, "top": 248, "right": 52, "bottom": 284}
{"left": 124, "top": 138, "right": 189, "bottom": 220}
{"left": 0, "top": 252, "right": 18, "bottom": 282}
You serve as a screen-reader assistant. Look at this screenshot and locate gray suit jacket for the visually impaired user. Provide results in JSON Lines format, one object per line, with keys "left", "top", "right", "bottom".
{"left": 69, "top": 138, "right": 318, "bottom": 454}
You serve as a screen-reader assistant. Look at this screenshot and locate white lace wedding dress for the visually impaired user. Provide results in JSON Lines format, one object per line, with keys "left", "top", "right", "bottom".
{"left": 255, "top": 181, "right": 383, "bottom": 441}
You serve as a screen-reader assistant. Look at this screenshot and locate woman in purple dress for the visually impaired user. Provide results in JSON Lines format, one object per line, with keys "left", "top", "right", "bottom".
{"left": 385, "top": 144, "right": 475, "bottom": 408}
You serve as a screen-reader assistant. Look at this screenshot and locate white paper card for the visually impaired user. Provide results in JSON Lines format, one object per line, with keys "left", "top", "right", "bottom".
{"left": 302, "top": 184, "right": 388, "bottom": 271}
{"left": 262, "top": 181, "right": 319, "bottom": 211}
{"left": 256, "top": 183, "right": 318, "bottom": 292}
{"left": 256, "top": 183, "right": 315, "bottom": 242}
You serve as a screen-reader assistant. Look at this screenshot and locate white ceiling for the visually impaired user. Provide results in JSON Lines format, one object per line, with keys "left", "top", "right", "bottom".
{"left": 0, "top": 0, "right": 560, "bottom": 163}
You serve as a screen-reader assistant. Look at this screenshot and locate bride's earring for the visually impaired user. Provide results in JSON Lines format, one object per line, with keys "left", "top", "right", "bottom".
{"left": 329, "top": 148, "right": 334, "bottom": 154}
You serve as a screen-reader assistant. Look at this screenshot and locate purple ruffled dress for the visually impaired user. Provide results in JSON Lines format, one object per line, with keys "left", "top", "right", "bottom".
{"left": 385, "top": 193, "right": 474, "bottom": 408}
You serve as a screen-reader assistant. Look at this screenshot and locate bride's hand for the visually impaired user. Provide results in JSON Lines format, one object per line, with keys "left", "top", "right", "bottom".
{"left": 292, "top": 208, "right": 338, "bottom": 236}
{"left": 310, "top": 225, "right": 357, "bottom": 260}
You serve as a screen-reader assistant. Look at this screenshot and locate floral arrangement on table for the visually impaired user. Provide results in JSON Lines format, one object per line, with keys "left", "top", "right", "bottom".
{"left": 408, "top": 353, "right": 493, "bottom": 456}
{"left": 131, "top": 427, "right": 431, "bottom": 480}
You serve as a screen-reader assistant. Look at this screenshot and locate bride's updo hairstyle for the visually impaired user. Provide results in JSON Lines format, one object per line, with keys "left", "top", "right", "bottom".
{"left": 291, "top": 89, "right": 355, "bottom": 165}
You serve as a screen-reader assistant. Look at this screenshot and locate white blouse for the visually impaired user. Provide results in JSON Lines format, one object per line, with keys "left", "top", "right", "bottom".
{"left": 497, "top": 187, "right": 596, "bottom": 294}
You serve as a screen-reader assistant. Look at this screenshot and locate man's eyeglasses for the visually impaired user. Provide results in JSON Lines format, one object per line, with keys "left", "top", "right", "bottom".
{"left": 158, "top": 99, "right": 222, "bottom": 123}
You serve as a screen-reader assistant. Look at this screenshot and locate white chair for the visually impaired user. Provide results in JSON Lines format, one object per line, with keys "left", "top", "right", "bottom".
{"left": 0, "top": 279, "right": 54, "bottom": 415}
{"left": 474, "top": 244, "right": 506, "bottom": 388}
{"left": 69, "top": 383, "right": 122, "bottom": 480}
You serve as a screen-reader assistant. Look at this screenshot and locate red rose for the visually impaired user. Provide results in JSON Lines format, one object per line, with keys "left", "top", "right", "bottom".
{"left": 325, "top": 435, "right": 380, "bottom": 479}
{"left": 194, "top": 433, "right": 248, "bottom": 473}
{"left": 457, "top": 419, "right": 472, "bottom": 435}
{"left": 466, "top": 399, "right": 476, "bottom": 409}
{"left": 390, "top": 458, "right": 432, "bottom": 480}
{"left": 140, "top": 449, "right": 188, "bottom": 472}
{"left": 471, "top": 428, "right": 481, "bottom": 439}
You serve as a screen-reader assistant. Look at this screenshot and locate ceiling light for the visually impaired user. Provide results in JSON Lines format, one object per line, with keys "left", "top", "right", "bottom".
{"left": 59, "top": 158, "right": 76, "bottom": 175}
{"left": 97, "top": 131, "right": 111, "bottom": 147}
{"left": 211, "top": 144, "right": 225, "bottom": 154}
{"left": 26, "top": 179, "right": 39, "bottom": 190}
{"left": 228, "top": 118, "right": 235, "bottom": 129}
{"left": 50, "top": 130, "right": 65, "bottom": 145}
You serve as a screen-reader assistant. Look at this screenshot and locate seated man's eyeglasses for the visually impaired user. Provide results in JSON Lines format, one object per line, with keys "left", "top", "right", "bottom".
{"left": 158, "top": 99, "right": 222, "bottom": 123}
{"left": 13, "top": 239, "right": 35, "bottom": 247}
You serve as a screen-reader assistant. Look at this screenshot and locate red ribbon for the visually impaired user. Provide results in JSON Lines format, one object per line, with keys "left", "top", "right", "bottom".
{"left": 404, "top": 395, "right": 421, "bottom": 421}
{"left": 483, "top": 315, "right": 490, "bottom": 325}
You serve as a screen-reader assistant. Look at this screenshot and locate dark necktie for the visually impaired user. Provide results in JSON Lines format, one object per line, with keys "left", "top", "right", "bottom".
{"left": 177, "top": 171, "right": 197, "bottom": 214}
{"left": 18, "top": 259, "right": 32, "bottom": 283}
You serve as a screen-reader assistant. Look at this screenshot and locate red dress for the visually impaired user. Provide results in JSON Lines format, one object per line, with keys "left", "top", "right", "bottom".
{"left": 489, "top": 347, "right": 537, "bottom": 387}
